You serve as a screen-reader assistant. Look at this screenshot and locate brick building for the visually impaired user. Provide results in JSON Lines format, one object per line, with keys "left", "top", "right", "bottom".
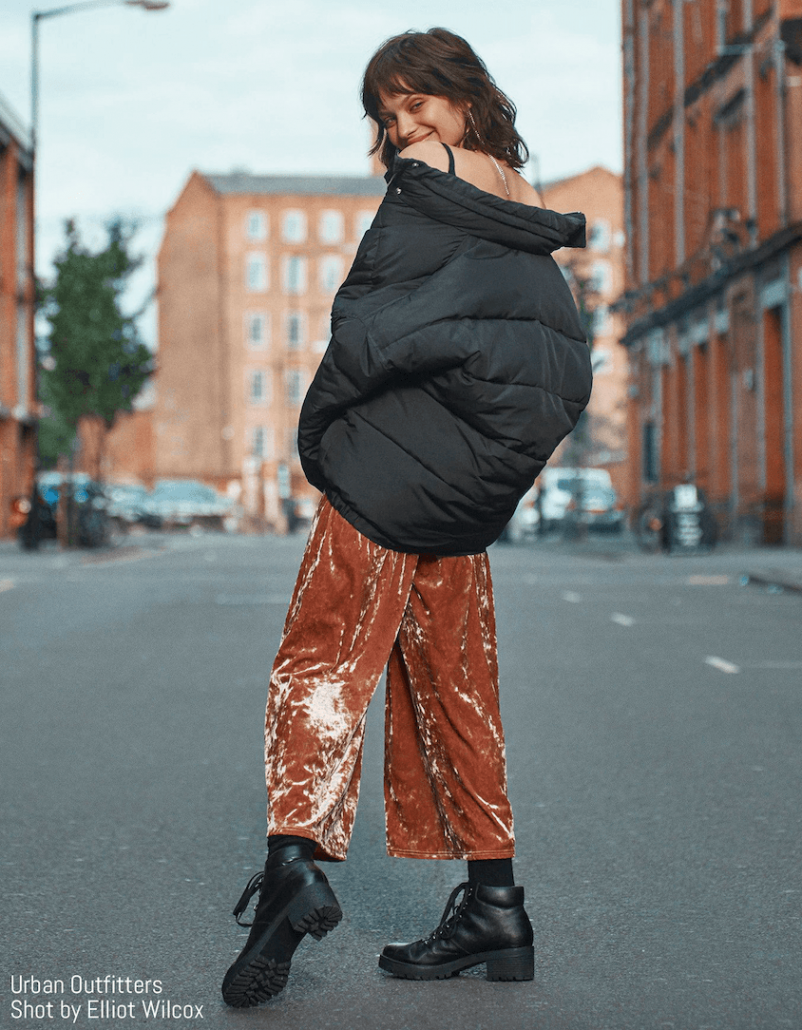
{"left": 542, "top": 166, "right": 628, "bottom": 495}
{"left": 154, "top": 171, "right": 385, "bottom": 526}
{"left": 0, "top": 91, "right": 35, "bottom": 538}
{"left": 620, "top": 0, "right": 802, "bottom": 543}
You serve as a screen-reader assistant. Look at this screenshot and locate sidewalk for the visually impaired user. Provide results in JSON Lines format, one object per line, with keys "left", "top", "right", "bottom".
{"left": 499, "top": 530, "right": 802, "bottom": 593}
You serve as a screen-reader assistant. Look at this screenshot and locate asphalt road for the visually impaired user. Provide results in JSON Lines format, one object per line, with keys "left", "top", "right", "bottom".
{"left": 1, "top": 531, "right": 800, "bottom": 1030}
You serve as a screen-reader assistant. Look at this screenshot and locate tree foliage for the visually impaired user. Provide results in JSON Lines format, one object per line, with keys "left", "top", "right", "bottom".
{"left": 39, "top": 218, "right": 153, "bottom": 468}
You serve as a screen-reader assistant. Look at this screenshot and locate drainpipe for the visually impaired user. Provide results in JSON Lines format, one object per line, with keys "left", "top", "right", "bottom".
{"left": 623, "top": 0, "right": 636, "bottom": 284}
{"left": 637, "top": 1, "right": 651, "bottom": 287}
{"left": 673, "top": 0, "right": 685, "bottom": 266}
{"left": 774, "top": 2, "right": 788, "bottom": 227}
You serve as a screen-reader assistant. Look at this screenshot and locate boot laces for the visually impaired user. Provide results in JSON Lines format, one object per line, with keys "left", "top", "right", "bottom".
{"left": 232, "top": 871, "right": 263, "bottom": 927}
{"left": 425, "top": 882, "right": 474, "bottom": 942}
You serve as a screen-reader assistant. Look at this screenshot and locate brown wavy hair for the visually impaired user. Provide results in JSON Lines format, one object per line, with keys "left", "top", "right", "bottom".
{"left": 362, "top": 27, "right": 529, "bottom": 170}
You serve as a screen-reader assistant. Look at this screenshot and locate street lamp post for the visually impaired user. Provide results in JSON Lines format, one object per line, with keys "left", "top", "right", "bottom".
{"left": 29, "top": 0, "right": 169, "bottom": 546}
{"left": 31, "top": 0, "right": 169, "bottom": 151}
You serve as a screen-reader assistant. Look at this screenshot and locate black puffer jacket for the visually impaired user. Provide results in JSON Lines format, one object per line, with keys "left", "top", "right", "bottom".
{"left": 298, "top": 154, "right": 592, "bottom": 555}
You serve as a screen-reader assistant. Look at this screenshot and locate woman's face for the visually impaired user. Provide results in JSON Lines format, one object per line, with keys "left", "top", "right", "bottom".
{"left": 378, "top": 92, "right": 467, "bottom": 151}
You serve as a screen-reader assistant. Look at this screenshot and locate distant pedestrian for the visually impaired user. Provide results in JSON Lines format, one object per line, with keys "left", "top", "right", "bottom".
{"left": 222, "top": 26, "right": 591, "bottom": 1007}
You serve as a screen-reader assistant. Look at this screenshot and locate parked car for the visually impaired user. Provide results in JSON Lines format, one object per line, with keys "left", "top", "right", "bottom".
{"left": 563, "top": 484, "right": 625, "bottom": 534}
{"left": 106, "top": 483, "right": 163, "bottom": 531}
{"left": 148, "top": 479, "right": 235, "bottom": 531}
{"left": 538, "top": 467, "right": 614, "bottom": 532}
{"left": 499, "top": 485, "right": 540, "bottom": 543}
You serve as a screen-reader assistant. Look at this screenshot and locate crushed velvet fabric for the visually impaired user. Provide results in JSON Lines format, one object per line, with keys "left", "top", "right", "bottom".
{"left": 264, "top": 498, "right": 515, "bottom": 863}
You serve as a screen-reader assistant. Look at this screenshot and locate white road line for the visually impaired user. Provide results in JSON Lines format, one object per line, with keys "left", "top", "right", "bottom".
{"left": 562, "top": 591, "right": 582, "bottom": 603}
{"left": 611, "top": 613, "right": 635, "bottom": 627}
{"left": 705, "top": 655, "right": 741, "bottom": 675}
{"left": 0, "top": 579, "right": 15, "bottom": 593}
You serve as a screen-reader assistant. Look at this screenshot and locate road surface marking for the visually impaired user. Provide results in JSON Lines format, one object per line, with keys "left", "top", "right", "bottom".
{"left": 705, "top": 655, "right": 740, "bottom": 674}
{"left": 562, "top": 591, "right": 582, "bottom": 603}
{"left": 0, "top": 579, "right": 15, "bottom": 593}
{"left": 611, "top": 613, "right": 635, "bottom": 627}
{"left": 687, "top": 575, "right": 730, "bottom": 586}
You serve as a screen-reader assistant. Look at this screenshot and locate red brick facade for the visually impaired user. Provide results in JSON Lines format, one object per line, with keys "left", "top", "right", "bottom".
{"left": 542, "top": 167, "right": 629, "bottom": 497}
{"left": 621, "top": 0, "right": 802, "bottom": 543}
{"left": 0, "top": 94, "right": 35, "bottom": 538}
{"left": 153, "top": 171, "right": 385, "bottom": 527}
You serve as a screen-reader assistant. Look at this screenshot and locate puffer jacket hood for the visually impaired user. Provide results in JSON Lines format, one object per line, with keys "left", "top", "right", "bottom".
{"left": 387, "top": 155, "right": 587, "bottom": 256}
{"left": 299, "top": 154, "right": 593, "bottom": 555}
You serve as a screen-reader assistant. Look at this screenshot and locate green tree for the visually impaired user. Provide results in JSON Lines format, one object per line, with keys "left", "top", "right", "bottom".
{"left": 39, "top": 218, "right": 153, "bottom": 478}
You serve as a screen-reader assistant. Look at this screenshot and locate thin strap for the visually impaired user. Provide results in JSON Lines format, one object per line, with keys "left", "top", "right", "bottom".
{"left": 441, "top": 142, "right": 455, "bottom": 175}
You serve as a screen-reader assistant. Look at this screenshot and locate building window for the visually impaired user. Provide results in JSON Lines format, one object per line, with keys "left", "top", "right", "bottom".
{"left": 591, "top": 348, "right": 612, "bottom": 375}
{"left": 319, "top": 210, "right": 344, "bottom": 244}
{"left": 250, "top": 425, "right": 274, "bottom": 459}
{"left": 246, "top": 210, "right": 267, "bottom": 241}
{"left": 355, "top": 210, "right": 375, "bottom": 239}
{"left": 17, "top": 174, "right": 29, "bottom": 289}
{"left": 588, "top": 219, "right": 611, "bottom": 253}
{"left": 246, "top": 312, "right": 269, "bottom": 348}
{"left": 286, "top": 311, "right": 305, "bottom": 350}
{"left": 592, "top": 304, "right": 611, "bottom": 337}
{"left": 319, "top": 255, "right": 344, "bottom": 293}
{"left": 283, "top": 255, "right": 307, "bottom": 295}
{"left": 246, "top": 253, "right": 268, "bottom": 292}
{"left": 282, "top": 209, "right": 306, "bottom": 243}
{"left": 248, "top": 369, "right": 270, "bottom": 404}
{"left": 286, "top": 427, "right": 300, "bottom": 462}
{"left": 286, "top": 369, "right": 305, "bottom": 406}
{"left": 643, "top": 423, "right": 658, "bottom": 484}
{"left": 590, "top": 260, "right": 613, "bottom": 296}
{"left": 313, "top": 313, "right": 330, "bottom": 353}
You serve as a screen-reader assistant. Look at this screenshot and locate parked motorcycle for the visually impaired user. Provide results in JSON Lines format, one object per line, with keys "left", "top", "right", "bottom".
{"left": 12, "top": 474, "right": 111, "bottom": 550}
{"left": 634, "top": 484, "right": 718, "bottom": 555}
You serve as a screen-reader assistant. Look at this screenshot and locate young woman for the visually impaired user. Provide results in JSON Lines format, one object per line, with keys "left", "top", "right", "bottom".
{"left": 222, "top": 27, "right": 591, "bottom": 1007}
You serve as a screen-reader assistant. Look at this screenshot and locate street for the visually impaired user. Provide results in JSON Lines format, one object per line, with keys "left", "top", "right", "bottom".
{"left": 2, "top": 531, "right": 801, "bottom": 1030}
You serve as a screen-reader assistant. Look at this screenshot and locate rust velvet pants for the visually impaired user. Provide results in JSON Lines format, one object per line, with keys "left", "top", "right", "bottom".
{"left": 264, "top": 498, "right": 515, "bottom": 862}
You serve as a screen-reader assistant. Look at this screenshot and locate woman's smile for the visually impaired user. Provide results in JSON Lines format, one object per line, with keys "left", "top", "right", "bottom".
{"left": 378, "top": 92, "right": 466, "bottom": 151}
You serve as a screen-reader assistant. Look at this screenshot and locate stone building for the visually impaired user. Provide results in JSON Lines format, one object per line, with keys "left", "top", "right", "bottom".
{"left": 620, "top": 0, "right": 802, "bottom": 543}
{"left": 542, "top": 166, "right": 628, "bottom": 496}
{"left": 0, "top": 91, "right": 35, "bottom": 538}
{"left": 154, "top": 170, "right": 385, "bottom": 526}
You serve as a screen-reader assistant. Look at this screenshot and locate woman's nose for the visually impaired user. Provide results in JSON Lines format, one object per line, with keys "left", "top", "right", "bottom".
{"left": 396, "top": 110, "right": 416, "bottom": 144}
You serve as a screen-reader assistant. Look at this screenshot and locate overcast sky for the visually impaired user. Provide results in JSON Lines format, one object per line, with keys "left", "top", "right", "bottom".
{"left": 0, "top": 0, "right": 622, "bottom": 347}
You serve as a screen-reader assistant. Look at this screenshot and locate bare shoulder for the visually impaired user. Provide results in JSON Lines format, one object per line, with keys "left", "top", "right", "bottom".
{"left": 398, "top": 140, "right": 451, "bottom": 172}
{"left": 508, "top": 173, "right": 545, "bottom": 208}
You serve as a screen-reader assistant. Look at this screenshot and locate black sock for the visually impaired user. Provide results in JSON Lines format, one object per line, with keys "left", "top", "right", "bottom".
{"left": 467, "top": 858, "right": 515, "bottom": 888}
{"left": 267, "top": 834, "right": 316, "bottom": 861}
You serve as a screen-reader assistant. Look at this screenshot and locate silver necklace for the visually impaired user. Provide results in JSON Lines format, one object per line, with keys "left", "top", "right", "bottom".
{"left": 488, "top": 154, "right": 510, "bottom": 197}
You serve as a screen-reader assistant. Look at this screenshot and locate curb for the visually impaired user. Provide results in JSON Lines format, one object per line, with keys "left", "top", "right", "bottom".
{"left": 742, "top": 569, "right": 802, "bottom": 594}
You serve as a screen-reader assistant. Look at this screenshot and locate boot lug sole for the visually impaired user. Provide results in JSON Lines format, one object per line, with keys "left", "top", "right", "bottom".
{"left": 222, "top": 884, "right": 342, "bottom": 1007}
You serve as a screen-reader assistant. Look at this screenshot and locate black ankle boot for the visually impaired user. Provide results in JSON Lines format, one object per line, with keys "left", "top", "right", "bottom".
{"left": 379, "top": 882, "right": 534, "bottom": 981}
{"left": 221, "top": 845, "right": 342, "bottom": 1007}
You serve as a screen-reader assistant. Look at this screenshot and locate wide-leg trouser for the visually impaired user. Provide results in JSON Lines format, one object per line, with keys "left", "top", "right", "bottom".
{"left": 264, "top": 498, "right": 515, "bottom": 863}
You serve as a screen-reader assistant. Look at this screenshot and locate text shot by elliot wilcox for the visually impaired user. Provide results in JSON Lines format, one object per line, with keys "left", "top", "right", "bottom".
{"left": 10, "top": 976, "right": 205, "bottom": 1024}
